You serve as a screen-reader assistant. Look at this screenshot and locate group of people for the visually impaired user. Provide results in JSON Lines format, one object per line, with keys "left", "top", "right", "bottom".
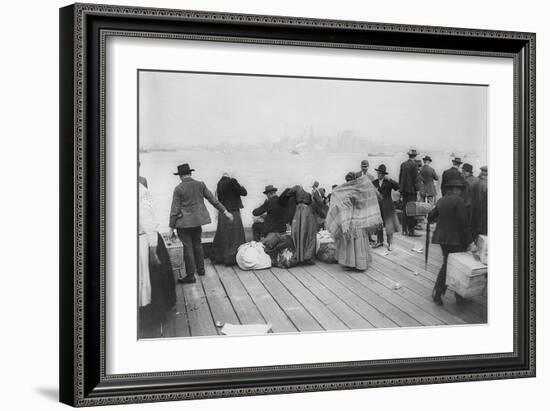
{"left": 138, "top": 149, "right": 488, "bottom": 321}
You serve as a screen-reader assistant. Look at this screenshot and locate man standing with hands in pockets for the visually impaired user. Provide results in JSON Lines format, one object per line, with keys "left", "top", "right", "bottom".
{"left": 169, "top": 163, "right": 233, "bottom": 284}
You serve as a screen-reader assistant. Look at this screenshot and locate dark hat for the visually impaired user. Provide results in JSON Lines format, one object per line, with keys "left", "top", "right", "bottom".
{"left": 452, "top": 157, "right": 463, "bottom": 165}
{"left": 480, "top": 165, "right": 488, "bottom": 172}
{"left": 462, "top": 163, "right": 473, "bottom": 173}
{"left": 407, "top": 149, "right": 418, "bottom": 157}
{"left": 263, "top": 184, "right": 278, "bottom": 194}
{"left": 360, "top": 159, "right": 369, "bottom": 167}
{"left": 446, "top": 178, "right": 466, "bottom": 189}
{"left": 375, "top": 164, "right": 388, "bottom": 174}
{"left": 423, "top": 155, "right": 432, "bottom": 162}
{"left": 173, "top": 163, "right": 195, "bottom": 175}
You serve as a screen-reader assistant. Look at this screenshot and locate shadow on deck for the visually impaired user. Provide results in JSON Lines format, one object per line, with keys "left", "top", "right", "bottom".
{"left": 141, "top": 231, "right": 487, "bottom": 339}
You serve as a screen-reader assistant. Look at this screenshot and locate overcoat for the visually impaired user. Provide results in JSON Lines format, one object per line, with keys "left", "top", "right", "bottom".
{"left": 373, "top": 177, "right": 400, "bottom": 219}
{"left": 428, "top": 193, "right": 470, "bottom": 246}
{"left": 440, "top": 167, "right": 465, "bottom": 195}
{"left": 419, "top": 164, "right": 439, "bottom": 197}
{"left": 398, "top": 159, "right": 419, "bottom": 194}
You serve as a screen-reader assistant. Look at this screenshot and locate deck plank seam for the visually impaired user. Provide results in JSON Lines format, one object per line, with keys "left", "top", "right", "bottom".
{"left": 267, "top": 268, "right": 330, "bottom": 331}
{"left": 290, "top": 266, "right": 375, "bottom": 328}
{"left": 312, "top": 263, "right": 400, "bottom": 327}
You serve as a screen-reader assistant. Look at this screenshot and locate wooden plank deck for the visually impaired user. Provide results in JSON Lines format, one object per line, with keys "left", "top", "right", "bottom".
{"left": 143, "top": 232, "right": 487, "bottom": 339}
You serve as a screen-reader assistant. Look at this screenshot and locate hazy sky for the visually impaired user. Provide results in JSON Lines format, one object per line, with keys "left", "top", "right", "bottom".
{"left": 139, "top": 70, "right": 487, "bottom": 151}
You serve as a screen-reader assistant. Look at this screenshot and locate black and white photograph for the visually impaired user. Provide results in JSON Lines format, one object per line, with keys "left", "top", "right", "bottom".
{"left": 137, "top": 70, "right": 489, "bottom": 339}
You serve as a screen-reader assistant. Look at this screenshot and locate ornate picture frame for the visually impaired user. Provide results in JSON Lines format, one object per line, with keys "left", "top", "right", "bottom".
{"left": 59, "top": 3, "right": 535, "bottom": 407}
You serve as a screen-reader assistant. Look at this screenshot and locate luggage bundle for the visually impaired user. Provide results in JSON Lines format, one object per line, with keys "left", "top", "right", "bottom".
{"left": 236, "top": 241, "right": 272, "bottom": 270}
{"left": 260, "top": 232, "right": 298, "bottom": 269}
{"left": 446, "top": 252, "right": 488, "bottom": 299}
{"left": 316, "top": 230, "right": 337, "bottom": 263}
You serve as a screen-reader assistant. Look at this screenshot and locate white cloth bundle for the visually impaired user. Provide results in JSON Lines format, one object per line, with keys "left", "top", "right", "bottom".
{"left": 236, "top": 241, "right": 272, "bottom": 270}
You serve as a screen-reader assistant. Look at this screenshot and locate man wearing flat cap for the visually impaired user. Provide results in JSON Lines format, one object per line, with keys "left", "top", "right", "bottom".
{"left": 252, "top": 185, "right": 288, "bottom": 239}
{"left": 419, "top": 155, "right": 439, "bottom": 204}
{"left": 399, "top": 149, "right": 421, "bottom": 236}
{"left": 169, "top": 163, "right": 233, "bottom": 284}
{"left": 441, "top": 157, "right": 465, "bottom": 196}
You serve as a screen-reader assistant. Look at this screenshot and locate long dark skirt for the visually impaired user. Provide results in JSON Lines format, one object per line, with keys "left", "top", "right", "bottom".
{"left": 291, "top": 203, "right": 317, "bottom": 263}
{"left": 138, "top": 233, "right": 176, "bottom": 338}
{"left": 212, "top": 210, "right": 246, "bottom": 265}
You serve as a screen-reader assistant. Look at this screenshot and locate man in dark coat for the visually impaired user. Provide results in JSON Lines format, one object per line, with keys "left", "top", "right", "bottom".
{"left": 419, "top": 155, "right": 439, "bottom": 204}
{"left": 471, "top": 166, "right": 488, "bottom": 236}
{"left": 441, "top": 157, "right": 466, "bottom": 195}
{"left": 168, "top": 163, "right": 233, "bottom": 284}
{"left": 252, "top": 185, "right": 288, "bottom": 239}
{"left": 399, "top": 149, "right": 420, "bottom": 236}
{"left": 427, "top": 179, "right": 470, "bottom": 305}
{"left": 462, "top": 163, "right": 479, "bottom": 231}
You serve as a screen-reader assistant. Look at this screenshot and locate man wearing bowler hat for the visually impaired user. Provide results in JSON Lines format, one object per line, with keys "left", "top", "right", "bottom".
{"left": 169, "top": 163, "right": 233, "bottom": 284}
{"left": 252, "top": 185, "right": 288, "bottom": 240}
{"left": 419, "top": 155, "right": 439, "bottom": 204}
{"left": 399, "top": 149, "right": 421, "bottom": 236}
{"left": 441, "top": 157, "right": 465, "bottom": 196}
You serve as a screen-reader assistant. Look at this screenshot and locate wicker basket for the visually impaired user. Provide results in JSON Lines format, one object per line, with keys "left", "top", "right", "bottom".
{"left": 160, "top": 232, "right": 185, "bottom": 279}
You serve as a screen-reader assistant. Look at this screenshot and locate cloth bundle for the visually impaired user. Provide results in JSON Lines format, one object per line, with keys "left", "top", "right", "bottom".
{"left": 275, "top": 248, "right": 298, "bottom": 268}
{"left": 325, "top": 175, "right": 383, "bottom": 239}
{"left": 236, "top": 241, "right": 272, "bottom": 270}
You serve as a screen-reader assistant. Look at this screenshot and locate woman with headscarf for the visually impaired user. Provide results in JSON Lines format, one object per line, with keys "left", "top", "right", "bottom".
{"left": 325, "top": 174, "right": 383, "bottom": 271}
{"left": 211, "top": 170, "right": 247, "bottom": 265}
{"left": 279, "top": 176, "right": 318, "bottom": 264}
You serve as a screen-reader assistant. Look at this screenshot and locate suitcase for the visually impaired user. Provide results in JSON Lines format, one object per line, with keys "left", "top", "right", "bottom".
{"left": 160, "top": 232, "right": 185, "bottom": 279}
{"left": 405, "top": 201, "right": 433, "bottom": 217}
{"left": 446, "top": 252, "right": 487, "bottom": 299}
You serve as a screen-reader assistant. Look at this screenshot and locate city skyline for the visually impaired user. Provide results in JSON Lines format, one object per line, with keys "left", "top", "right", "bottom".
{"left": 139, "top": 70, "right": 487, "bottom": 155}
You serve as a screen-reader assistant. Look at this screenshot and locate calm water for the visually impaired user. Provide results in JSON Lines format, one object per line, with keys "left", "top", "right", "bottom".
{"left": 139, "top": 149, "right": 485, "bottom": 232}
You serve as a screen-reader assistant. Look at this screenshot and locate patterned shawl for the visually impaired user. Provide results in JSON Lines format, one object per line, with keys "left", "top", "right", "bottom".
{"left": 325, "top": 175, "right": 383, "bottom": 239}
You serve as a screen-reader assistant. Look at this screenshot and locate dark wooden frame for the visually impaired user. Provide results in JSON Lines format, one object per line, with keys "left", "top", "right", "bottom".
{"left": 59, "top": 3, "right": 536, "bottom": 407}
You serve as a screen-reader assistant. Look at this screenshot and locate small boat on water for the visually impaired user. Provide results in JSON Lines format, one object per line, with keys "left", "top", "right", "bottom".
{"left": 368, "top": 153, "right": 394, "bottom": 157}
{"left": 290, "top": 150, "right": 300, "bottom": 155}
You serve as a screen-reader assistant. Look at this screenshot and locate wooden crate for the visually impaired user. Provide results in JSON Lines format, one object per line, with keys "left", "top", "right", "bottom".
{"left": 446, "top": 252, "right": 487, "bottom": 299}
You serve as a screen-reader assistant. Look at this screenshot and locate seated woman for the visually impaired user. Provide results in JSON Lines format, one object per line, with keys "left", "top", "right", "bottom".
{"left": 325, "top": 173, "right": 382, "bottom": 271}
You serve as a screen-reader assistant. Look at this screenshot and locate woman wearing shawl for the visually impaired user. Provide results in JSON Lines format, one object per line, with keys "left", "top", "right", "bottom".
{"left": 279, "top": 177, "right": 318, "bottom": 264}
{"left": 325, "top": 174, "right": 383, "bottom": 271}
{"left": 211, "top": 170, "right": 247, "bottom": 265}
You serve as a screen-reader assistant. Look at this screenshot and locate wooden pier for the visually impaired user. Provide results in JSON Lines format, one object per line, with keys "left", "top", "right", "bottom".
{"left": 141, "top": 231, "right": 487, "bottom": 339}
